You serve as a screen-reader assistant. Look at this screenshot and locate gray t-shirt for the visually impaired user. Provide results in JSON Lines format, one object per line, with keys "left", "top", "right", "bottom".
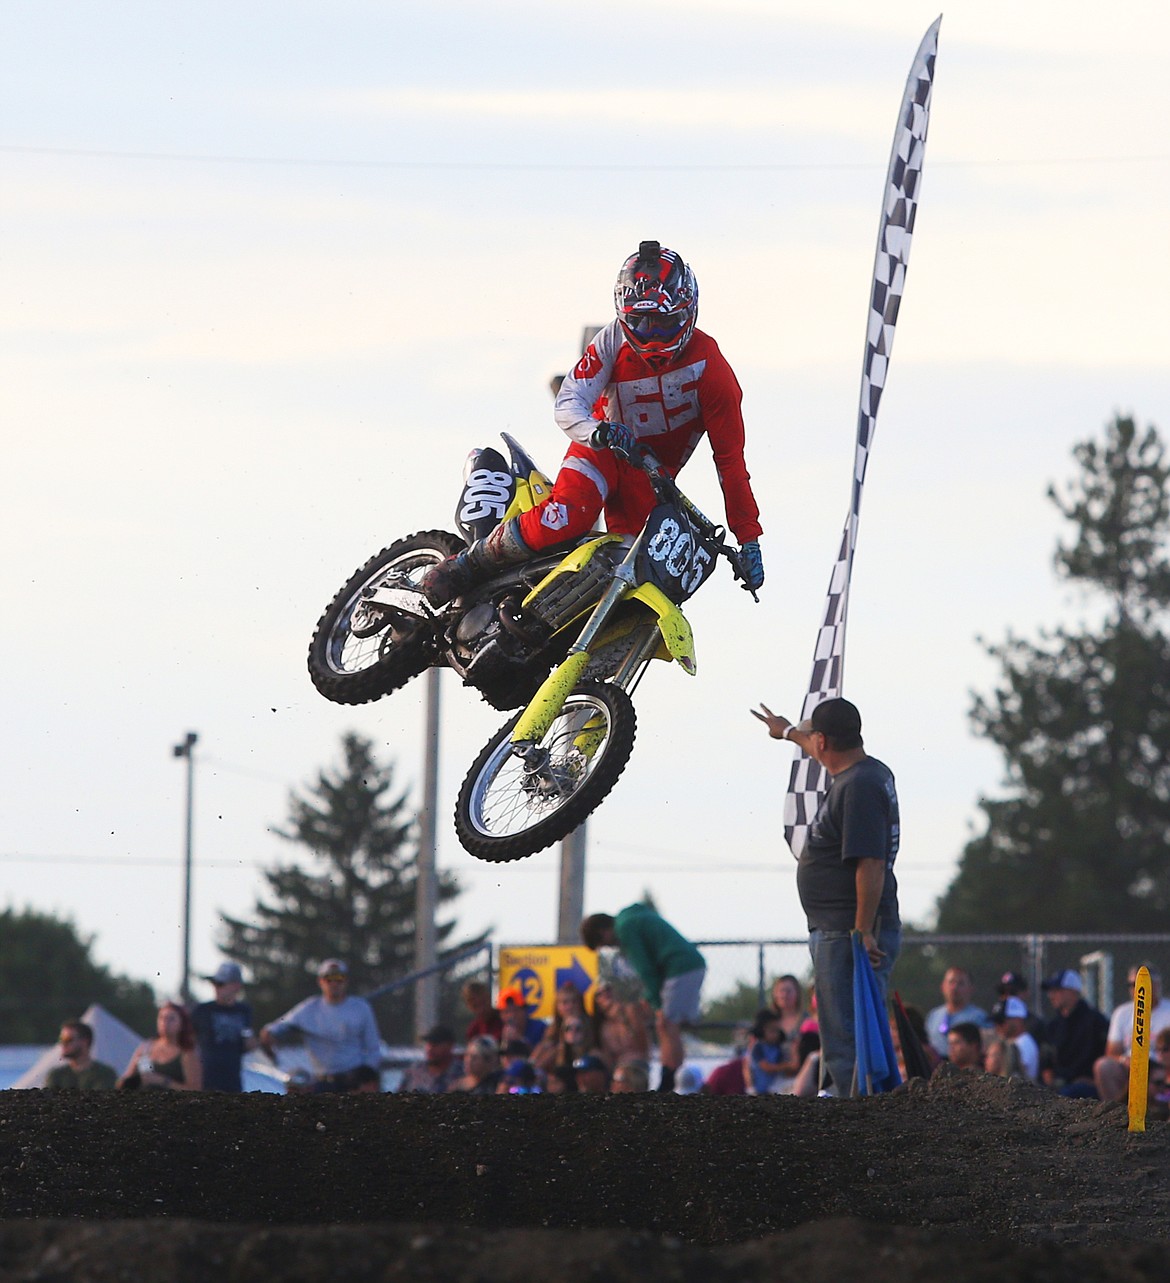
{"left": 796, "top": 755, "right": 900, "bottom": 933}
{"left": 267, "top": 994, "right": 381, "bottom": 1076}
{"left": 924, "top": 1002, "right": 989, "bottom": 1057}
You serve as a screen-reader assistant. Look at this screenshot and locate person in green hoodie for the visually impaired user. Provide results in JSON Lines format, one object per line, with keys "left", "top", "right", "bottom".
{"left": 580, "top": 904, "right": 706, "bottom": 1092}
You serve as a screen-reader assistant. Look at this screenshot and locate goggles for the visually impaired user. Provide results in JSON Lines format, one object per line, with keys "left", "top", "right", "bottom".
{"left": 622, "top": 309, "right": 686, "bottom": 341}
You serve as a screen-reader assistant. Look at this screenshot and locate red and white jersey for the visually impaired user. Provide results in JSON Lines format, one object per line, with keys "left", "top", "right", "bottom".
{"left": 554, "top": 320, "right": 762, "bottom": 543}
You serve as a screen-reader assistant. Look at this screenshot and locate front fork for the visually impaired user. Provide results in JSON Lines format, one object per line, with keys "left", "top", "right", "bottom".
{"left": 509, "top": 537, "right": 645, "bottom": 750}
{"left": 508, "top": 531, "right": 698, "bottom": 783}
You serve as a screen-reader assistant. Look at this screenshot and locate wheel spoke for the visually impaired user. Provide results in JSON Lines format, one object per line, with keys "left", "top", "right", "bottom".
{"left": 326, "top": 552, "right": 439, "bottom": 677}
{"left": 308, "top": 531, "right": 463, "bottom": 707}
{"left": 470, "top": 697, "right": 612, "bottom": 838}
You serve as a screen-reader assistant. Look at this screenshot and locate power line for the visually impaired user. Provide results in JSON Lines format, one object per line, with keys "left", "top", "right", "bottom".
{"left": 0, "top": 850, "right": 778, "bottom": 872}
{"left": 200, "top": 755, "right": 291, "bottom": 786}
{"left": 0, "top": 852, "right": 261, "bottom": 870}
{"left": 0, "top": 850, "right": 942, "bottom": 875}
{"left": 2, "top": 142, "right": 1167, "bottom": 174}
{"left": 0, "top": 143, "right": 877, "bottom": 171}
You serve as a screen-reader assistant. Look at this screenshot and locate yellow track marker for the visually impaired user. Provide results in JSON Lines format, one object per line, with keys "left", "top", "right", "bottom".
{"left": 1128, "top": 965, "right": 1151, "bottom": 1133}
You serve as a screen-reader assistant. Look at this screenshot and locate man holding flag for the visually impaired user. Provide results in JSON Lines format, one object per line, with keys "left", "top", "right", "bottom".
{"left": 746, "top": 17, "right": 937, "bottom": 1095}
{"left": 753, "top": 697, "right": 901, "bottom": 1095}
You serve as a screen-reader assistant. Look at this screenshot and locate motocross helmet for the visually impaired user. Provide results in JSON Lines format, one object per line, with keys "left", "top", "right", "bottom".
{"left": 614, "top": 240, "right": 698, "bottom": 369}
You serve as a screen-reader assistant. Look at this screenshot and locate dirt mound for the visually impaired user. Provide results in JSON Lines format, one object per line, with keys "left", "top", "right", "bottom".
{"left": 2, "top": 1066, "right": 1168, "bottom": 1281}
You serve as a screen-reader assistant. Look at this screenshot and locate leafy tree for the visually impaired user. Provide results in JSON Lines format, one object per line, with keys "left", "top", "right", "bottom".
{"left": 218, "top": 733, "right": 476, "bottom": 1039}
{"left": 701, "top": 979, "right": 765, "bottom": 1045}
{"left": 936, "top": 415, "right": 1170, "bottom": 935}
{"left": 0, "top": 908, "right": 157, "bottom": 1042}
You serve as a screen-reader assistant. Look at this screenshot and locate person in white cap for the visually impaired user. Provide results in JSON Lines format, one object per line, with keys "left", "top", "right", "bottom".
{"left": 260, "top": 959, "right": 382, "bottom": 1092}
{"left": 192, "top": 961, "right": 257, "bottom": 1092}
{"left": 990, "top": 996, "right": 1040, "bottom": 1081}
{"left": 1040, "top": 969, "right": 1108, "bottom": 1096}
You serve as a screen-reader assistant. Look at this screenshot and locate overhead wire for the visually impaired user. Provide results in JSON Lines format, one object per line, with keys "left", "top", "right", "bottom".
{"left": 0, "top": 848, "right": 945, "bottom": 874}
{"left": 2, "top": 142, "right": 1167, "bottom": 173}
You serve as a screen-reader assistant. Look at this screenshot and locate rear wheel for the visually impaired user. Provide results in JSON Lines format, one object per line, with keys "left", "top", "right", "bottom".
{"left": 307, "top": 530, "right": 462, "bottom": 705}
{"left": 455, "top": 681, "right": 637, "bottom": 862}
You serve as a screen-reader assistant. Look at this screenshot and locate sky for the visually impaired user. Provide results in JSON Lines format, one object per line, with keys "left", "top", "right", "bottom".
{"left": 2, "top": 1, "right": 1169, "bottom": 1004}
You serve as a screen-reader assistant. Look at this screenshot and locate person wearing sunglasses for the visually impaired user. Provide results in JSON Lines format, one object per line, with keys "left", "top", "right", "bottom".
{"left": 45, "top": 1020, "right": 116, "bottom": 1091}
{"left": 191, "top": 961, "right": 257, "bottom": 1093}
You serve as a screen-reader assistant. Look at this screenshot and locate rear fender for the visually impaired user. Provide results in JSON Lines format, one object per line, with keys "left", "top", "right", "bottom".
{"left": 504, "top": 470, "right": 555, "bottom": 520}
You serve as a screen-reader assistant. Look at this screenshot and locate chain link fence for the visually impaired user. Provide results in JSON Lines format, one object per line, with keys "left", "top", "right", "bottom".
{"left": 364, "top": 942, "right": 494, "bottom": 1045}
{"left": 692, "top": 933, "right": 1170, "bottom": 1043}
{"left": 360, "top": 932, "right": 1170, "bottom": 1048}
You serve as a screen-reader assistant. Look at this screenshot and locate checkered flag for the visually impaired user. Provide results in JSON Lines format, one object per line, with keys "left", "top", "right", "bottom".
{"left": 784, "top": 17, "right": 941, "bottom": 858}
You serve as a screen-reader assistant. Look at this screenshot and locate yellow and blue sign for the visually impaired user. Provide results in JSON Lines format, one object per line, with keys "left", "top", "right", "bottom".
{"left": 497, "top": 946, "right": 598, "bottom": 1018}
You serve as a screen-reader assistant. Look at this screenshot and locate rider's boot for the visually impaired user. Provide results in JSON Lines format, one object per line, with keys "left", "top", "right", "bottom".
{"left": 421, "top": 517, "right": 532, "bottom": 606}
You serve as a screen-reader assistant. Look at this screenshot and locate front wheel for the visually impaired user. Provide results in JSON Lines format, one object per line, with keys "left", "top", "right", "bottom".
{"left": 455, "top": 681, "right": 637, "bottom": 862}
{"left": 307, "top": 530, "right": 463, "bottom": 705}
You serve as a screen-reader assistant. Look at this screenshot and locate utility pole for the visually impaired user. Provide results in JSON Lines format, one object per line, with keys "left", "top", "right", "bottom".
{"left": 414, "top": 670, "right": 441, "bottom": 1036}
{"left": 557, "top": 822, "right": 587, "bottom": 944}
{"left": 550, "top": 323, "right": 604, "bottom": 946}
{"left": 172, "top": 731, "right": 198, "bottom": 1005}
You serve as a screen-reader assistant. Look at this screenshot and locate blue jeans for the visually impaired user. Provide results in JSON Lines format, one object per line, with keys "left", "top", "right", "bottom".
{"left": 809, "top": 925, "right": 901, "bottom": 1096}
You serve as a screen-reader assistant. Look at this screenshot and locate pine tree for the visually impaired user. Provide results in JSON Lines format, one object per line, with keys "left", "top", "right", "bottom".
{"left": 936, "top": 415, "right": 1170, "bottom": 934}
{"left": 218, "top": 733, "right": 472, "bottom": 1038}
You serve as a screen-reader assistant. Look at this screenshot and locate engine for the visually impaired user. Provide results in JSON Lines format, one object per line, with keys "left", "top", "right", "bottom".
{"left": 446, "top": 596, "right": 550, "bottom": 710}
{"left": 444, "top": 545, "right": 620, "bottom": 711}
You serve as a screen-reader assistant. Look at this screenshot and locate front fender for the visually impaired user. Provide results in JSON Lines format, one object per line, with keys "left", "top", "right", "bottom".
{"left": 626, "top": 582, "right": 696, "bottom": 675}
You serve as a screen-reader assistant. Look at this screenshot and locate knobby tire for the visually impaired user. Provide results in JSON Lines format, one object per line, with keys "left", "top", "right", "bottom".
{"left": 454, "top": 681, "right": 637, "bottom": 862}
{"left": 307, "top": 530, "right": 462, "bottom": 705}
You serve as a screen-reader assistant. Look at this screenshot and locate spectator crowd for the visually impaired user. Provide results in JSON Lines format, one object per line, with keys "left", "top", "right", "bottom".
{"left": 34, "top": 950, "right": 1170, "bottom": 1120}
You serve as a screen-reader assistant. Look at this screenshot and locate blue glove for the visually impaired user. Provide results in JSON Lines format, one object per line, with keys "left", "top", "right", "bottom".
{"left": 590, "top": 421, "right": 637, "bottom": 458}
{"left": 739, "top": 540, "right": 764, "bottom": 591}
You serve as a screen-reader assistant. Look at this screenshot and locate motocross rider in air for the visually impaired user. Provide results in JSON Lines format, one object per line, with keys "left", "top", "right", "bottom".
{"left": 422, "top": 240, "right": 765, "bottom": 605}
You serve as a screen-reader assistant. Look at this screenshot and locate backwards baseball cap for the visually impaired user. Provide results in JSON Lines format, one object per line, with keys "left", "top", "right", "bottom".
{"left": 573, "top": 1054, "right": 608, "bottom": 1074}
{"left": 422, "top": 1024, "right": 454, "bottom": 1044}
{"left": 204, "top": 962, "right": 243, "bottom": 986}
{"left": 317, "top": 958, "right": 349, "bottom": 978}
{"left": 809, "top": 697, "right": 862, "bottom": 745}
{"left": 996, "top": 970, "right": 1026, "bottom": 995}
{"left": 991, "top": 996, "right": 1028, "bottom": 1023}
{"left": 1040, "top": 968, "right": 1082, "bottom": 993}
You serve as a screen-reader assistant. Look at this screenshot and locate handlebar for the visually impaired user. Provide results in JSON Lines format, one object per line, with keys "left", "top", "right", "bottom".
{"left": 591, "top": 421, "right": 758, "bottom": 600}
{"left": 589, "top": 421, "right": 667, "bottom": 484}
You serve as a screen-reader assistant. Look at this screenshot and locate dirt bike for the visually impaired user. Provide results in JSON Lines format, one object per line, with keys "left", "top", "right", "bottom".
{"left": 307, "top": 428, "right": 756, "bottom": 862}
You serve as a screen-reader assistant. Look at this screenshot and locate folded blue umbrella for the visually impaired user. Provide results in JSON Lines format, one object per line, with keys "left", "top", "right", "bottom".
{"left": 852, "top": 930, "right": 902, "bottom": 1095}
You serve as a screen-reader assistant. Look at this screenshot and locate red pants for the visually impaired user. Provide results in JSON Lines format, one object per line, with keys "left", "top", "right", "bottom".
{"left": 516, "top": 442, "right": 656, "bottom": 551}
